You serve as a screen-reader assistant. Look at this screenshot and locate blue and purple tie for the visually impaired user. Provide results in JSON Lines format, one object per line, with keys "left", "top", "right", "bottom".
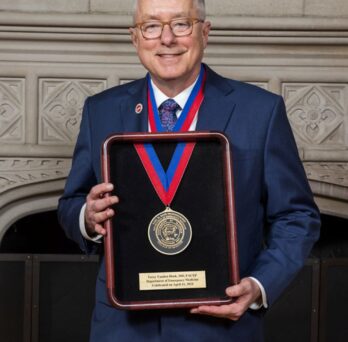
{"left": 158, "top": 99, "right": 180, "bottom": 132}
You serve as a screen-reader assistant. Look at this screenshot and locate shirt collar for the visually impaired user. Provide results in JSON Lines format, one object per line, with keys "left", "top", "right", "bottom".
{"left": 150, "top": 78, "right": 198, "bottom": 114}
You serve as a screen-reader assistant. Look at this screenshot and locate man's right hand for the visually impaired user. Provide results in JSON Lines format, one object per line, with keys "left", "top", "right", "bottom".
{"left": 85, "top": 183, "right": 119, "bottom": 237}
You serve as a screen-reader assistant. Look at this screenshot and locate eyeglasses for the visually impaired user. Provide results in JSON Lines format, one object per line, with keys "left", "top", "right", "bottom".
{"left": 134, "top": 17, "right": 204, "bottom": 40}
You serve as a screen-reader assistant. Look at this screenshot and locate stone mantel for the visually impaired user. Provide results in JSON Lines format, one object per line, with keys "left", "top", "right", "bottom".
{"left": 0, "top": 11, "right": 347, "bottom": 240}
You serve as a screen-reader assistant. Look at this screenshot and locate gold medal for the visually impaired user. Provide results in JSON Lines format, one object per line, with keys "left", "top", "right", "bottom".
{"left": 148, "top": 207, "right": 192, "bottom": 255}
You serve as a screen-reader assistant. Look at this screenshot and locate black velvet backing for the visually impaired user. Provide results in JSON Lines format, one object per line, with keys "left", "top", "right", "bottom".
{"left": 108, "top": 137, "right": 231, "bottom": 303}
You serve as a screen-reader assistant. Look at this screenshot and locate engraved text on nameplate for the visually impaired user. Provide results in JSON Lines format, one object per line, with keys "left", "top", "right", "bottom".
{"left": 139, "top": 271, "right": 206, "bottom": 291}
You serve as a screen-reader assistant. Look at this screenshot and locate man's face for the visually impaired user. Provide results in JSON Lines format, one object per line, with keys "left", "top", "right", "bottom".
{"left": 130, "top": 0, "right": 211, "bottom": 89}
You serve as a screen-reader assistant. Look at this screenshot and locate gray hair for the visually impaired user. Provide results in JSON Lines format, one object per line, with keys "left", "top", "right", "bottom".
{"left": 133, "top": 0, "right": 206, "bottom": 22}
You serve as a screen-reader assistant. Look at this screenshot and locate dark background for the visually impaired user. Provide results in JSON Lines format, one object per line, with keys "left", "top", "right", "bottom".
{"left": 0, "top": 211, "right": 347, "bottom": 342}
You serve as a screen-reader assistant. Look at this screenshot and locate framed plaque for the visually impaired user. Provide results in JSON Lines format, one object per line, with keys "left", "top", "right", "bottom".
{"left": 102, "top": 131, "right": 239, "bottom": 310}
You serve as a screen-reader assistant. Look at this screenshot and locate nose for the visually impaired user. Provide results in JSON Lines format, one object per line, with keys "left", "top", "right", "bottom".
{"left": 160, "top": 23, "right": 176, "bottom": 45}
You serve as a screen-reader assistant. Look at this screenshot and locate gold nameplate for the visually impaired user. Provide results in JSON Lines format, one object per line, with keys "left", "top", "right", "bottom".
{"left": 139, "top": 271, "right": 206, "bottom": 291}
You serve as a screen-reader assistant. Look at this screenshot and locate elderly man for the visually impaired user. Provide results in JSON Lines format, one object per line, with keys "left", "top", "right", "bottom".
{"left": 58, "top": 0, "right": 320, "bottom": 340}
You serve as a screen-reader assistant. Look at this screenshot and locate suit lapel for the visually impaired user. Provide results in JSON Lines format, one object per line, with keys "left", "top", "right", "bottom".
{"left": 121, "top": 78, "right": 148, "bottom": 133}
{"left": 196, "top": 67, "right": 236, "bottom": 132}
{"left": 120, "top": 67, "right": 236, "bottom": 133}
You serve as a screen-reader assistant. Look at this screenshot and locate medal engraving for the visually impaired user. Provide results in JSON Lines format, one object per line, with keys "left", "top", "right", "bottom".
{"left": 148, "top": 207, "right": 192, "bottom": 255}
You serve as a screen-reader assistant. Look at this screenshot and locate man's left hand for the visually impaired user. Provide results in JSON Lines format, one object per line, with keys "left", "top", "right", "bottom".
{"left": 190, "top": 277, "right": 261, "bottom": 321}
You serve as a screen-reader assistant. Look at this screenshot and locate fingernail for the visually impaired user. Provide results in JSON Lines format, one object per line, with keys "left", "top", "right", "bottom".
{"left": 106, "top": 183, "right": 113, "bottom": 190}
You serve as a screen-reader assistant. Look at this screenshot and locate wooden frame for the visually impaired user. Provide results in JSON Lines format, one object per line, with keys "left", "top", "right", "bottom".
{"left": 102, "top": 131, "right": 239, "bottom": 310}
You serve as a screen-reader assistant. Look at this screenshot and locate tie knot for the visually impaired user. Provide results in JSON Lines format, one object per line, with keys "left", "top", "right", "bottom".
{"left": 159, "top": 98, "right": 180, "bottom": 113}
{"left": 158, "top": 99, "right": 180, "bottom": 132}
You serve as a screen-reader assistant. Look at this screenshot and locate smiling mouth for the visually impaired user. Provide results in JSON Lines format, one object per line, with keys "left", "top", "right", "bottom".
{"left": 158, "top": 54, "right": 179, "bottom": 58}
{"left": 157, "top": 51, "right": 184, "bottom": 58}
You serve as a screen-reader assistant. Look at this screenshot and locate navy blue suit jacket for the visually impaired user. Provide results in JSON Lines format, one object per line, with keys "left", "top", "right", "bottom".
{"left": 58, "top": 66, "right": 320, "bottom": 341}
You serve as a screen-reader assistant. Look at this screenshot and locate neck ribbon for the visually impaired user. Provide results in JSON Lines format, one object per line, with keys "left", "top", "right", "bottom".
{"left": 134, "top": 65, "right": 206, "bottom": 206}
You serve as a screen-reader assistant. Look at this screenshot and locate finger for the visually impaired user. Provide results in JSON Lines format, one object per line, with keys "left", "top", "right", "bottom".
{"left": 94, "top": 223, "right": 107, "bottom": 236}
{"left": 93, "top": 208, "right": 115, "bottom": 224}
{"left": 225, "top": 285, "right": 246, "bottom": 298}
{"left": 226, "top": 279, "right": 252, "bottom": 298}
{"left": 89, "top": 196, "right": 119, "bottom": 214}
{"left": 191, "top": 305, "right": 232, "bottom": 316}
{"left": 190, "top": 304, "right": 244, "bottom": 321}
{"left": 85, "top": 198, "right": 117, "bottom": 226}
{"left": 88, "top": 183, "right": 114, "bottom": 200}
{"left": 226, "top": 279, "right": 262, "bottom": 310}
{"left": 85, "top": 197, "right": 118, "bottom": 234}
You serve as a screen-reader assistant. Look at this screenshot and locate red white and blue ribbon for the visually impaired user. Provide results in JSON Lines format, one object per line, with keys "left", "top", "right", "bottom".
{"left": 134, "top": 65, "right": 206, "bottom": 206}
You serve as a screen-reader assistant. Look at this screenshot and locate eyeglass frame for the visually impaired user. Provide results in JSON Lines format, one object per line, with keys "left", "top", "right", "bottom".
{"left": 133, "top": 17, "right": 204, "bottom": 40}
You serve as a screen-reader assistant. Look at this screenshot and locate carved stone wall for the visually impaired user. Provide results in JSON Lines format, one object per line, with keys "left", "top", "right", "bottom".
{"left": 0, "top": 2, "right": 347, "bottom": 240}
{"left": 0, "top": 78, "right": 25, "bottom": 143}
{"left": 39, "top": 79, "right": 107, "bottom": 145}
{"left": 284, "top": 84, "right": 346, "bottom": 147}
{"left": 1, "top": 0, "right": 348, "bottom": 17}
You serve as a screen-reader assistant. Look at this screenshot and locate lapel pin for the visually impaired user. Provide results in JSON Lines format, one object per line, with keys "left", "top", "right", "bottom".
{"left": 135, "top": 103, "right": 143, "bottom": 114}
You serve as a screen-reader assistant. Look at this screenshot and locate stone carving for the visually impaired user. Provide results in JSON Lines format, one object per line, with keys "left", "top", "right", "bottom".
{"left": 0, "top": 158, "right": 71, "bottom": 193}
{"left": 39, "top": 79, "right": 107, "bottom": 145}
{"left": 283, "top": 84, "right": 346, "bottom": 146}
{"left": 0, "top": 78, "right": 25, "bottom": 143}
{"left": 304, "top": 162, "right": 348, "bottom": 188}
{"left": 304, "top": 162, "right": 348, "bottom": 201}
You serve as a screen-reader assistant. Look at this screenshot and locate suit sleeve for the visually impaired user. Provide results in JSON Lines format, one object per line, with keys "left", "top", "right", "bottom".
{"left": 249, "top": 96, "right": 320, "bottom": 306}
{"left": 57, "top": 97, "right": 99, "bottom": 254}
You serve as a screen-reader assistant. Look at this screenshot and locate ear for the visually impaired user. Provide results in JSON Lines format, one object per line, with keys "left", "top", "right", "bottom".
{"left": 129, "top": 27, "right": 139, "bottom": 49}
{"left": 202, "top": 21, "right": 211, "bottom": 49}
